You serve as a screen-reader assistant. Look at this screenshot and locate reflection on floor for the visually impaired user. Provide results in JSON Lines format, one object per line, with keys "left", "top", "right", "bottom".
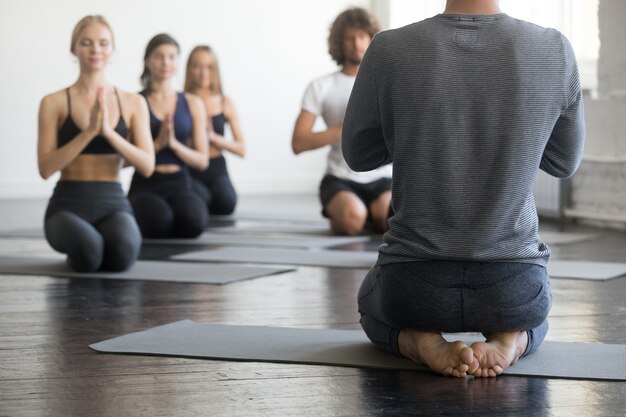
{"left": 0, "top": 195, "right": 625, "bottom": 416}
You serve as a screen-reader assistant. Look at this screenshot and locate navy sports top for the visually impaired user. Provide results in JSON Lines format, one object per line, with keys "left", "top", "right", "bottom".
{"left": 57, "top": 88, "right": 129, "bottom": 154}
{"left": 211, "top": 113, "right": 226, "bottom": 136}
{"left": 142, "top": 91, "right": 193, "bottom": 166}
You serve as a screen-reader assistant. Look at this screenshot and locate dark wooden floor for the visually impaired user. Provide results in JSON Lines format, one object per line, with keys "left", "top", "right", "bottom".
{"left": 1, "top": 195, "right": 626, "bottom": 417}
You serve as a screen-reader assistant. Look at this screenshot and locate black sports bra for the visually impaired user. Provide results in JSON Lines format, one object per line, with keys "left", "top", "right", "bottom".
{"left": 57, "top": 88, "right": 129, "bottom": 154}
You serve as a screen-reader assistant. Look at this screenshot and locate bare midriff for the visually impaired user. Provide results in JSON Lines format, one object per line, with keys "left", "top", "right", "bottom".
{"left": 154, "top": 164, "right": 182, "bottom": 174}
{"left": 208, "top": 145, "right": 222, "bottom": 159}
{"left": 59, "top": 155, "right": 123, "bottom": 182}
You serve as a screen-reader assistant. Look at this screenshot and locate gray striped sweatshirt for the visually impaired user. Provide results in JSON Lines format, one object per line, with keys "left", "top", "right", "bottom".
{"left": 342, "top": 13, "right": 585, "bottom": 266}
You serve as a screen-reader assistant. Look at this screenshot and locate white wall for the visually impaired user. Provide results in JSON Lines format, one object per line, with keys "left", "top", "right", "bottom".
{"left": 0, "top": 0, "right": 368, "bottom": 198}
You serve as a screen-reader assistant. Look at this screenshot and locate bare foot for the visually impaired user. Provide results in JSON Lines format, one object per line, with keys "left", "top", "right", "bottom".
{"left": 470, "top": 331, "right": 528, "bottom": 378}
{"left": 398, "top": 329, "right": 479, "bottom": 377}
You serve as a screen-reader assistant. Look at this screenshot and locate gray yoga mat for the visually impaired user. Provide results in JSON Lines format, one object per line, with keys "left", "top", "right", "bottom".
{"left": 206, "top": 222, "right": 333, "bottom": 236}
{"left": 145, "top": 233, "right": 370, "bottom": 248}
{"left": 90, "top": 320, "right": 626, "bottom": 381}
{"left": 548, "top": 260, "right": 626, "bottom": 280}
{"left": 0, "top": 256, "right": 293, "bottom": 285}
{"left": 171, "top": 247, "right": 379, "bottom": 269}
{"left": 0, "top": 228, "right": 367, "bottom": 248}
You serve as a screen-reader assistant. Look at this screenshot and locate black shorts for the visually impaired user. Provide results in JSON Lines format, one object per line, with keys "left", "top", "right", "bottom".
{"left": 319, "top": 174, "right": 391, "bottom": 217}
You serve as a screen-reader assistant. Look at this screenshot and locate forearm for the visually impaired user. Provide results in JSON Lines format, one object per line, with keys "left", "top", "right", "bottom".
{"left": 38, "top": 130, "right": 96, "bottom": 179}
{"left": 210, "top": 134, "right": 245, "bottom": 157}
{"left": 105, "top": 131, "right": 155, "bottom": 177}
{"left": 292, "top": 126, "right": 340, "bottom": 154}
{"left": 170, "top": 140, "right": 208, "bottom": 170}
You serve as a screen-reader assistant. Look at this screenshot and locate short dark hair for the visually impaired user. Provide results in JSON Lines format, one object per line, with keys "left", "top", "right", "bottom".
{"left": 328, "top": 7, "right": 380, "bottom": 65}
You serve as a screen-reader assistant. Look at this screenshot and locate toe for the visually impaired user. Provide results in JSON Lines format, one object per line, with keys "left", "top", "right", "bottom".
{"left": 441, "top": 367, "right": 453, "bottom": 376}
{"left": 468, "top": 358, "right": 480, "bottom": 374}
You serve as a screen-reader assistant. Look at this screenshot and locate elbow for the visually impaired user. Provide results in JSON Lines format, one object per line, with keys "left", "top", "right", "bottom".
{"left": 343, "top": 156, "right": 362, "bottom": 172}
{"left": 291, "top": 132, "right": 306, "bottom": 155}
{"left": 195, "top": 158, "right": 209, "bottom": 171}
{"left": 138, "top": 164, "right": 155, "bottom": 178}
{"left": 540, "top": 162, "right": 579, "bottom": 179}
{"left": 138, "top": 156, "right": 155, "bottom": 178}
{"left": 39, "top": 169, "right": 52, "bottom": 181}
{"left": 556, "top": 167, "right": 578, "bottom": 179}
{"left": 291, "top": 140, "right": 304, "bottom": 155}
{"left": 540, "top": 155, "right": 582, "bottom": 179}
{"left": 38, "top": 163, "right": 54, "bottom": 180}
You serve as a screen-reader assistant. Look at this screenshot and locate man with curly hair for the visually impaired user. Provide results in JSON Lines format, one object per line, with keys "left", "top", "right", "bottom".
{"left": 343, "top": 0, "right": 584, "bottom": 378}
{"left": 292, "top": 7, "right": 392, "bottom": 236}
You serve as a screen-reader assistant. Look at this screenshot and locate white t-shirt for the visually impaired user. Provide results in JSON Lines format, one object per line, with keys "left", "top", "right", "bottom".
{"left": 301, "top": 71, "right": 392, "bottom": 183}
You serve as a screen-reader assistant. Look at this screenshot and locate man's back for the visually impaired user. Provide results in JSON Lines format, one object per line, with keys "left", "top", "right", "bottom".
{"left": 343, "top": 13, "right": 585, "bottom": 265}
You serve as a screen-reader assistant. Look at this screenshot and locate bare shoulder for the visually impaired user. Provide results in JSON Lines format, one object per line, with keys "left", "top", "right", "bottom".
{"left": 184, "top": 92, "right": 204, "bottom": 112}
{"left": 223, "top": 95, "right": 237, "bottom": 116}
{"left": 116, "top": 88, "right": 147, "bottom": 110}
{"left": 40, "top": 88, "right": 67, "bottom": 111}
{"left": 223, "top": 95, "right": 235, "bottom": 108}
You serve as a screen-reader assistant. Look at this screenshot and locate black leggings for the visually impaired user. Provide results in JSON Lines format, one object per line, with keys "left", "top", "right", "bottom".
{"left": 129, "top": 170, "right": 207, "bottom": 238}
{"left": 44, "top": 181, "right": 141, "bottom": 272}
{"left": 191, "top": 155, "right": 237, "bottom": 215}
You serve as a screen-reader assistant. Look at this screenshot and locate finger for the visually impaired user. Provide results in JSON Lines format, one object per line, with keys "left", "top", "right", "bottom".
{"left": 96, "top": 87, "right": 104, "bottom": 106}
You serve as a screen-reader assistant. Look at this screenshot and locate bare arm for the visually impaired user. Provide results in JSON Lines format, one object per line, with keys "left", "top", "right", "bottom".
{"left": 37, "top": 93, "right": 97, "bottom": 180}
{"left": 168, "top": 94, "right": 209, "bottom": 170}
{"left": 209, "top": 96, "right": 246, "bottom": 157}
{"left": 291, "top": 110, "right": 341, "bottom": 155}
{"left": 102, "top": 91, "right": 155, "bottom": 177}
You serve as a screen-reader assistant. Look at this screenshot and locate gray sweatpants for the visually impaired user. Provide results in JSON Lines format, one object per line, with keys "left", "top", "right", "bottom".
{"left": 358, "top": 261, "right": 552, "bottom": 357}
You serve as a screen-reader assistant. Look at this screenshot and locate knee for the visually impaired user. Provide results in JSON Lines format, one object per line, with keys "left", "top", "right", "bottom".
{"left": 105, "top": 245, "right": 138, "bottom": 271}
{"left": 131, "top": 194, "right": 174, "bottom": 238}
{"left": 45, "top": 211, "right": 77, "bottom": 246}
{"left": 191, "top": 179, "right": 212, "bottom": 206}
{"left": 66, "top": 237, "right": 104, "bottom": 272}
{"left": 45, "top": 212, "right": 104, "bottom": 271}
{"left": 173, "top": 196, "right": 207, "bottom": 238}
{"left": 334, "top": 205, "right": 367, "bottom": 236}
{"left": 370, "top": 206, "right": 390, "bottom": 233}
{"left": 210, "top": 194, "right": 237, "bottom": 215}
{"left": 177, "top": 218, "right": 205, "bottom": 238}
{"left": 209, "top": 180, "right": 237, "bottom": 215}
{"left": 101, "top": 214, "right": 141, "bottom": 271}
{"left": 369, "top": 194, "right": 391, "bottom": 233}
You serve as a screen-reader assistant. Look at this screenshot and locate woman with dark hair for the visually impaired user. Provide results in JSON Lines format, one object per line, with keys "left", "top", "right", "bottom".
{"left": 38, "top": 15, "right": 154, "bottom": 272}
{"left": 291, "top": 8, "right": 392, "bottom": 236}
{"left": 128, "top": 33, "right": 209, "bottom": 238}
{"left": 184, "top": 46, "right": 245, "bottom": 215}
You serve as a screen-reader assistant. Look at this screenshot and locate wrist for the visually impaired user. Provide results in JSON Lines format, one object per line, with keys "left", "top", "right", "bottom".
{"left": 102, "top": 125, "right": 116, "bottom": 140}
{"left": 85, "top": 127, "right": 99, "bottom": 140}
{"left": 168, "top": 138, "right": 181, "bottom": 151}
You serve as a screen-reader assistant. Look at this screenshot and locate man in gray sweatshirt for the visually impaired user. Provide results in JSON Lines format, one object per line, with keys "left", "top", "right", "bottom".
{"left": 342, "top": 0, "right": 585, "bottom": 377}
